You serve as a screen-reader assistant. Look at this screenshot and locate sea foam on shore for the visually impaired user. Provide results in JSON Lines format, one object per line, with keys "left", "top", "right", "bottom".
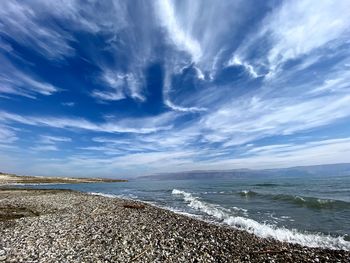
{"left": 172, "top": 189, "right": 350, "bottom": 251}
{"left": 88, "top": 189, "right": 350, "bottom": 251}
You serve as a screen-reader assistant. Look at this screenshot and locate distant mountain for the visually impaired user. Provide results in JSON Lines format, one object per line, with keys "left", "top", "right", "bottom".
{"left": 139, "top": 163, "right": 350, "bottom": 180}
{"left": 273, "top": 163, "right": 350, "bottom": 176}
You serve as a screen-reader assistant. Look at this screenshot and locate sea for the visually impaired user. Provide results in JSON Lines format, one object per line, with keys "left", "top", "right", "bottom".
{"left": 25, "top": 173, "right": 350, "bottom": 251}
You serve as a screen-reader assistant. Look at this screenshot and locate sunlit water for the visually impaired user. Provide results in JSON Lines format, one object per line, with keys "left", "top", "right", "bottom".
{"left": 23, "top": 174, "right": 350, "bottom": 250}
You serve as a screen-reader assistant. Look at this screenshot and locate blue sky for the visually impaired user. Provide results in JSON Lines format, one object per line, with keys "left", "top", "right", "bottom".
{"left": 1, "top": 0, "right": 350, "bottom": 177}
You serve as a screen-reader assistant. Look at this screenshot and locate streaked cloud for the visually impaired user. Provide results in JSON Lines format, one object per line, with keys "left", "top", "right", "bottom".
{"left": 0, "top": 1, "right": 74, "bottom": 59}
{"left": 0, "top": 111, "right": 176, "bottom": 134}
{"left": 0, "top": 125, "right": 17, "bottom": 143}
{"left": 231, "top": 0, "right": 350, "bottom": 77}
{"left": 0, "top": 55, "right": 59, "bottom": 98}
{"left": 0, "top": 0, "right": 349, "bottom": 176}
{"left": 154, "top": 0, "right": 202, "bottom": 62}
{"left": 40, "top": 135, "right": 71, "bottom": 144}
{"left": 61, "top": 102, "right": 75, "bottom": 107}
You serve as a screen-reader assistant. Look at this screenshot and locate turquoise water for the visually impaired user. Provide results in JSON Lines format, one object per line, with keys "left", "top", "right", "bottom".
{"left": 26, "top": 174, "right": 350, "bottom": 250}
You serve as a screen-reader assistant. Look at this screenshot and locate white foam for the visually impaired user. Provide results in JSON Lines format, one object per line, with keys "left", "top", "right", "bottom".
{"left": 172, "top": 189, "right": 350, "bottom": 251}
{"left": 172, "top": 189, "right": 227, "bottom": 219}
{"left": 232, "top": 206, "right": 248, "bottom": 213}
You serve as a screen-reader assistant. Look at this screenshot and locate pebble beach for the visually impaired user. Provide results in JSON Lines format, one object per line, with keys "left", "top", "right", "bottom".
{"left": 0, "top": 188, "right": 349, "bottom": 262}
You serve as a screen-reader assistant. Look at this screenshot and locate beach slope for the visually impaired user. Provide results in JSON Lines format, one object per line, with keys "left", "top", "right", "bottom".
{"left": 0, "top": 188, "right": 349, "bottom": 262}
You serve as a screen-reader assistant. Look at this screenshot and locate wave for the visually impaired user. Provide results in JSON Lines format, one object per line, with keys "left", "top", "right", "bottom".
{"left": 237, "top": 190, "right": 350, "bottom": 210}
{"left": 172, "top": 189, "right": 350, "bottom": 251}
{"left": 172, "top": 189, "right": 229, "bottom": 219}
{"left": 239, "top": 190, "right": 258, "bottom": 197}
{"left": 272, "top": 194, "right": 350, "bottom": 210}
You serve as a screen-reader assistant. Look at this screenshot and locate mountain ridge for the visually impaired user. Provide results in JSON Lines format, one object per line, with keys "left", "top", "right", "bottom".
{"left": 138, "top": 163, "right": 350, "bottom": 180}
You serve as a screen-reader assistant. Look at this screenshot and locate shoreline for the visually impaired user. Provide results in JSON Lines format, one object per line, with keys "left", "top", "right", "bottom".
{"left": 0, "top": 173, "right": 128, "bottom": 186}
{"left": 89, "top": 191, "right": 350, "bottom": 251}
{"left": 1, "top": 188, "right": 349, "bottom": 262}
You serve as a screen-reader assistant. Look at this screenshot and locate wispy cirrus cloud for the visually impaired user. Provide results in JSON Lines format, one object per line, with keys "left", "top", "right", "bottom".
{"left": 1, "top": 0, "right": 350, "bottom": 176}
{"left": 39, "top": 135, "right": 71, "bottom": 144}
{"left": 201, "top": 91, "right": 350, "bottom": 147}
{"left": 154, "top": 0, "right": 254, "bottom": 111}
{"left": 227, "top": 56, "right": 261, "bottom": 79}
{"left": 154, "top": 0, "right": 202, "bottom": 62}
{"left": 0, "top": 111, "right": 176, "bottom": 134}
{"left": 10, "top": 136, "right": 350, "bottom": 177}
{"left": 0, "top": 0, "right": 129, "bottom": 60}
{"left": 0, "top": 1, "right": 146, "bottom": 103}
{"left": 0, "top": 55, "right": 59, "bottom": 99}
{"left": 91, "top": 70, "right": 145, "bottom": 102}
{"left": 0, "top": 125, "right": 17, "bottom": 143}
{"left": 29, "top": 135, "right": 72, "bottom": 152}
{"left": 264, "top": 0, "right": 350, "bottom": 74}
{"left": 202, "top": 137, "right": 350, "bottom": 170}
{"left": 0, "top": 1, "right": 74, "bottom": 60}
{"left": 31, "top": 145, "right": 59, "bottom": 152}
{"left": 61, "top": 102, "right": 75, "bottom": 107}
{"left": 230, "top": 0, "right": 350, "bottom": 77}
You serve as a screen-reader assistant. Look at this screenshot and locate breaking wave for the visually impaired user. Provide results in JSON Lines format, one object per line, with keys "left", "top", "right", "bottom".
{"left": 172, "top": 189, "right": 350, "bottom": 251}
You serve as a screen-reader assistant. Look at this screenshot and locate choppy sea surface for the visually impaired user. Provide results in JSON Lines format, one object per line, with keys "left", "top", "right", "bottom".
{"left": 26, "top": 174, "right": 350, "bottom": 250}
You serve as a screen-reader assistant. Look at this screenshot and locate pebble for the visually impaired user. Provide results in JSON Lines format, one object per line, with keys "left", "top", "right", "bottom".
{"left": 1, "top": 188, "right": 350, "bottom": 263}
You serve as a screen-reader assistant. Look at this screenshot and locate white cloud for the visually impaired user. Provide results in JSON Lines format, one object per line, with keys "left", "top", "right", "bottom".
{"left": 163, "top": 70, "right": 207, "bottom": 112}
{"left": 91, "top": 90, "right": 126, "bottom": 102}
{"left": 91, "top": 70, "right": 145, "bottom": 102}
{"left": 0, "top": 55, "right": 59, "bottom": 98}
{"left": 202, "top": 93, "right": 350, "bottom": 147}
{"left": 0, "top": 111, "right": 176, "bottom": 134}
{"left": 1, "top": 0, "right": 350, "bottom": 176}
{"left": 0, "top": 125, "right": 17, "bottom": 143}
{"left": 154, "top": 0, "right": 202, "bottom": 62}
{"left": 0, "top": 1, "right": 148, "bottom": 103}
{"left": 12, "top": 136, "right": 350, "bottom": 176}
{"left": 31, "top": 145, "right": 58, "bottom": 152}
{"left": 0, "top": 0, "right": 129, "bottom": 60}
{"left": 201, "top": 137, "right": 350, "bottom": 170}
{"left": 227, "top": 56, "right": 261, "bottom": 78}
{"left": 265, "top": 0, "right": 350, "bottom": 70}
{"left": 230, "top": 0, "right": 350, "bottom": 77}
{"left": 40, "top": 135, "right": 71, "bottom": 144}
{"left": 0, "top": 1, "right": 74, "bottom": 59}
{"left": 61, "top": 102, "right": 75, "bottom": 107}
{"left": 79, "top": 146, "right": 123, "bottom": 156}
{"left": 91, "top": 126, "right": 199, "bottom": 154}
{"left": 308, "top": 68, "right": 350, "bottom": 95}
{"left": 164, "top": 99, "right": 206, "bottom": 113}
{"left": 26, "top": 135, "right": 72, "bottom": 153}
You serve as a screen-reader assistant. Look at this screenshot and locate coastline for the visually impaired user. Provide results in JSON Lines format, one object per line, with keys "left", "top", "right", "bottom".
{"left": 0, "top": 173, "right": 128, "bottom": 186}
{"left": 1, "top": 188, "right": 349, "bottom": 262}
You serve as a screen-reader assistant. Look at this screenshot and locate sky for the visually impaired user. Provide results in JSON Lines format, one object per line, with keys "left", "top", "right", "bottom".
{"left": 0, "top": 0, "right": 350, "bottom": 177}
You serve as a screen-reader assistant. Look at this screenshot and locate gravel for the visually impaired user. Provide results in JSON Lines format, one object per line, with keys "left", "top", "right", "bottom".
{"left": 0, "top": 189, "right": 349, "bottom": 262}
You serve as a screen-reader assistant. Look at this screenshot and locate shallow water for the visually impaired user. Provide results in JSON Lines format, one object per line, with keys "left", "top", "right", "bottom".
{"left": 24, "top": 174, "right": 350, "bottom": 250}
